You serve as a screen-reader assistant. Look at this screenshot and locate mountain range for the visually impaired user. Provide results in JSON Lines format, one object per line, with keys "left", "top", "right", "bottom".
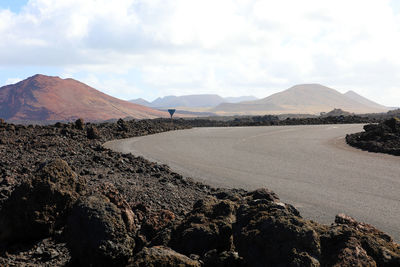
{"left": 213, "top": 84, "right": 389, "bottom": 115}
{"left": 0, "top": 74, "right": 166, "bottom": 122}
{"left": 130, "top": 95, "right": 258, "bottom": 108}
{"left": 0, "top": 75, "right": 391, "bottom": 122}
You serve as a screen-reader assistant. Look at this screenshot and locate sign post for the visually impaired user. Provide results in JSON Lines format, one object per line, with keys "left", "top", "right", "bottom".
{"left": 168, "top": 109, "right": 176, "bottom": 125}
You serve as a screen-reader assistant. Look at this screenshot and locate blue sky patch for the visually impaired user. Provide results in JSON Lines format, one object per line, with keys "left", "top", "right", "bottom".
{"left": 0, "top": 0, "right": 28, "bottom": 13}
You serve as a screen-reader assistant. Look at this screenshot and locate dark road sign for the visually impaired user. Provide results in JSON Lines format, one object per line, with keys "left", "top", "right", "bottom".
{"left": 168, "top": 109, "right": 176, "bottom": 118}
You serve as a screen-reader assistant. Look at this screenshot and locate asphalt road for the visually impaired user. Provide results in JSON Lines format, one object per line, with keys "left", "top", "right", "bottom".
{"left": 104, "top": 125, "right": 400, "bottom": 241}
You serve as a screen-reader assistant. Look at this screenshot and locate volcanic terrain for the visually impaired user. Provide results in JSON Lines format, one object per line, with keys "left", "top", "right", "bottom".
{"left": 0, "top": 117, "right": 398, "bottom": 266}
{"left": 0, "top": 74, "right": 167, "bottom": 122}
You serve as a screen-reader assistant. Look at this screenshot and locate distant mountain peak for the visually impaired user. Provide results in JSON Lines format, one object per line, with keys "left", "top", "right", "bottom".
{"left": 343, "top": 89, "right": 387, "bottom": 110}
{"left": 214, "top": 84, "right": 389, "bottom": 115}
{"left": 130, "top": 94, "right": 259, "bottom": 108}
{"left": 344, "top": 90, "right": 359, "bottom": 96}
{"left": 292, "top": 83, "right": 324, "bottom": 87}
{"left": 344, "top": 90, "right": 363, "bottom": 97}
{"left": 149, "top": 94, "right": 226, "bottom": 108}
{"left": 129, "top": 98, "right": 151, "bottom": 106}
{"left": 26, "top": 74, "right": 61, "bottom": 81}
{"left": 288, "top": 83, "right": 336, "bottom": 91}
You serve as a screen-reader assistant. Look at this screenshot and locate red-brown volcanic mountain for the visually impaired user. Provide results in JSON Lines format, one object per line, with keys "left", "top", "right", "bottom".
{"left": 0, "top": 74, "right": 167, "bottom": 121}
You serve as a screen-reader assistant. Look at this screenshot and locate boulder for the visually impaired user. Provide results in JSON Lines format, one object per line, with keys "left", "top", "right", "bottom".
{"left": 66, "top": 194, "right": 135, "bottom": 266}
{"left": 246, "top": 188, "right": 280, "bottom": 202}
{"left": 169, "top": 196, "right": 236, "bottom": 256}
{"left": 74, "top": 118, "right": 84, "bottom": 130}
{"left": 98, "top": 182, "right": 137, "bottom": 232}
{"left": 129, "top": 246, "right": 200, "bottom": 267}
{"left": 87, "top": 126, "right": 100, "bottom": 139}
{"left": 320, "top": 226, "right": 376, "bottom": 267}
{"left": 117, "top": 118, "right": 129, "bottom": 132}
{"left": 323, "top": 214, "right": 400, "bottom": 267}
{"left": 383, "top": 117, "right": 400, "bottom": 133}
{"left": 234, "top": 189, "right": 322, "bottom": 267}
{"left": 0, "top": 159, "right": 85, "bottom": 242}
{"left": 140, "top": 209, "right": 176, "bottom": 242}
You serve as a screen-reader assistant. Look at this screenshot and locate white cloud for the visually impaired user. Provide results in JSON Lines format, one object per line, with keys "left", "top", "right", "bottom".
{"left": 79, "top": 73, "right": 143, "bottom": 101}
{"left": 5, "top": 78, "right": 22, "bottom": 85}
{"left": 1, "top": 0, "right": 400, "bottom": 106}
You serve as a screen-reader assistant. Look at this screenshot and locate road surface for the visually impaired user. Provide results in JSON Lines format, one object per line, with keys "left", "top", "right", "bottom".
{"left": 104, "top": 125, "right": 400, "bottom": 240}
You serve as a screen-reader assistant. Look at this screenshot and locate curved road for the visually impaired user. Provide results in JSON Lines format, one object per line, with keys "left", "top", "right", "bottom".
{"left": 104, "top": 125, "right": 400, "bottom": 241}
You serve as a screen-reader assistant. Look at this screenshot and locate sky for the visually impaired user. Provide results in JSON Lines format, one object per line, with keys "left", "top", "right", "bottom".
{"left": 0, "top": 0, "right": 399, "bottom": 106}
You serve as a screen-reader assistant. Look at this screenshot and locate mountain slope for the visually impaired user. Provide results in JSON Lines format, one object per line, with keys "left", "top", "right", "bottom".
{"left": 214, "top": 84, "right": 389, "bottom": 115}
{"left": 344, "top": 90, "right": 388, "bottom": 110}
{"left": 132, "top": 94, "right": 259, "bottom": 109}
{"left": 129, "top": 98, "right": 151, "bottom": 106}
{"left": 223, "top": 96, "right": 258, "bottom": 103}
{"left": 150, "top": 94, "right": 226, "bottom": 108}
{"left": 0, "top": 74, "right": 167, "bottom": 121}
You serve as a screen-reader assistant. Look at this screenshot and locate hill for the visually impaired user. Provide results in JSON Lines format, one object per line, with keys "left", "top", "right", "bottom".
{"left": 0, "top": 74, "right": 167, "bottom": 122}
{"left": 214, "top": 84, "right": 390, "bottom": 115}
{"left": 344, "top": 90, "right": 388, "bottom": 110}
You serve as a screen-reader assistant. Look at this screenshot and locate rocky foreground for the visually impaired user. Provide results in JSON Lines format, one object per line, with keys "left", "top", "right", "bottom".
{"left": 0, "top": 118, "right": 399, "bottom": 266}
{"left": 346, "top": 117, "right": 400, "bottom": 156}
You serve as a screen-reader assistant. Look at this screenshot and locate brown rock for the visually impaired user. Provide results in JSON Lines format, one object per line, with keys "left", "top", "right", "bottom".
{"left": 169, "top": 196, "right": 236, "bottom": 256}
{"left": 335, "top": 239, "right": 376, "bottom": 267}
{"left": 320, "top": 226, "right": 376, "bottom": 267}
{"left": 330, "top": 214, "right": 400, "bottom": 266}
{"left": 129, "top": 246, "right": 200, "bottom": 267}
{"left": 74, "top": 118, "right": 84, "bottom": 130}
{"left": 66, "top": 194, "right": 135, "bottom": 266}
{"left": 117, "top": 118, "right": 129, "bottom": 132}
{"left": 87, "top": 126, "right": 100, "bottom": 139}
{"left": 141, "top": 209, "right": 176, "bottom": 241}
{"left": 234, "top": 189, "right": 322, "bottom": 267}
{"left": 0, "top": 159, "right": 86, "bottom": 242}
{"left": 247, "top": 188, "right": 279, "bottom": 202}
{"left": 98, "top": 182, "right": 137, "bottom": 232}
{"left": 335, "top": 213, "right": 392, "bottom": 241}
